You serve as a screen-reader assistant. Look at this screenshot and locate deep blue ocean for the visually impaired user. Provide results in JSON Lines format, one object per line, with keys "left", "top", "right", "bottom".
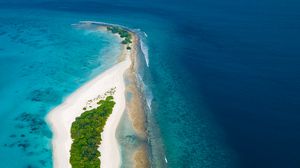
{"left": 0, "top": 0, "right": 300, "bottom": 167}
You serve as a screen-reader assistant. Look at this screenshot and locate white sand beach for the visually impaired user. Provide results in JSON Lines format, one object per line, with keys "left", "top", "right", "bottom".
{"left": 47, "top": 45, "right": 132, "bottom": 168}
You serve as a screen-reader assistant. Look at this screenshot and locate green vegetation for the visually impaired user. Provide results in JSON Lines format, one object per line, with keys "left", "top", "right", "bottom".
{"left": 107, "top": 26, "right": 132, "bottom": 46}
{"left": 121, "top": 37, "right": 132, "bottom": 44}
{"left": 70, "top": 96, "right": 115, "bottom": 168}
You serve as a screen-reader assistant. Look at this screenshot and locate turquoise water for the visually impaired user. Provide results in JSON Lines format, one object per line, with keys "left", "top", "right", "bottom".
{"left": 0, "top": 5, "right": 235, "bottom": 168}
{"left": 2, "top": 0, "right": 300, "bottom": 167}
{"left": 0, "top": 9, "right": 121, "bottom": 167}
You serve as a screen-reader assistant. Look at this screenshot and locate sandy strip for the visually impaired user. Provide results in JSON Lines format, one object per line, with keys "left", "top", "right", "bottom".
{"left": 46, "top": 47, "right": 131, "bottom": 168}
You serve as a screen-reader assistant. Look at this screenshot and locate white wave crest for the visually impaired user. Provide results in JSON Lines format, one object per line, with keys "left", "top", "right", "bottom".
{"left": 136, "top": 73, "right": 153, "bottom": 110}
{"left": 140, "top": 36, "right": 149, "bottom": 67}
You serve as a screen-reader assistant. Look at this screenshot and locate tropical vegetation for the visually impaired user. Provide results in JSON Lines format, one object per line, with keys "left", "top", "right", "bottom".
{"left": 69, "top": 96, "right": 115, "bottom": 168}
{"left": 107, "top": 26, "right": 132, "bottom": 48}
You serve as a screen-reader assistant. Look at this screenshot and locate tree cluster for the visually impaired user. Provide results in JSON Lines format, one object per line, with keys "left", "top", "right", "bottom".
{"left": 70, "top": 96, "right": 115, "bottom": 168}
{"left": 107, "top": 26, "right": 133, "bottom": 45}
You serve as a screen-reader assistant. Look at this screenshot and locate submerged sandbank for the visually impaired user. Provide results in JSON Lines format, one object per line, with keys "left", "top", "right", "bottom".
{"left": 123, "top": 36, "right": 150, "bottom": 168}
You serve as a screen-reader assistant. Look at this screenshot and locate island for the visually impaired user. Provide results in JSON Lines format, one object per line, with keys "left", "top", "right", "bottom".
{"left": 47, "top": 21, "right": 149, "bottom": 168}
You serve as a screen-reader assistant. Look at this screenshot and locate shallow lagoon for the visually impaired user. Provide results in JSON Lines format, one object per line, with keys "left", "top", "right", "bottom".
{"left": 0, "top": 9, "right": 120, "bottom": 167}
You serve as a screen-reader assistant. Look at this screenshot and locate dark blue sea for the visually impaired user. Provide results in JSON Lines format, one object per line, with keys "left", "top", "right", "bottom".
{"left": 0, "top": 0, "right": 300, "bottom": 167}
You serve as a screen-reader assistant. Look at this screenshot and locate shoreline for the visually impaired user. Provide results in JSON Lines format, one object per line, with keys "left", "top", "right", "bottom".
{"left": 124, "top": 36, "right": 150, "bottom": 167}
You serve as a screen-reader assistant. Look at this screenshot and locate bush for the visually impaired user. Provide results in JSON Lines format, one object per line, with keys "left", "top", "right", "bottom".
{"left": 70, "top": 96, "right": 115, "bottom": 168}
{"left": 107, "top": 26, "right": 132, "bottom": 45}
